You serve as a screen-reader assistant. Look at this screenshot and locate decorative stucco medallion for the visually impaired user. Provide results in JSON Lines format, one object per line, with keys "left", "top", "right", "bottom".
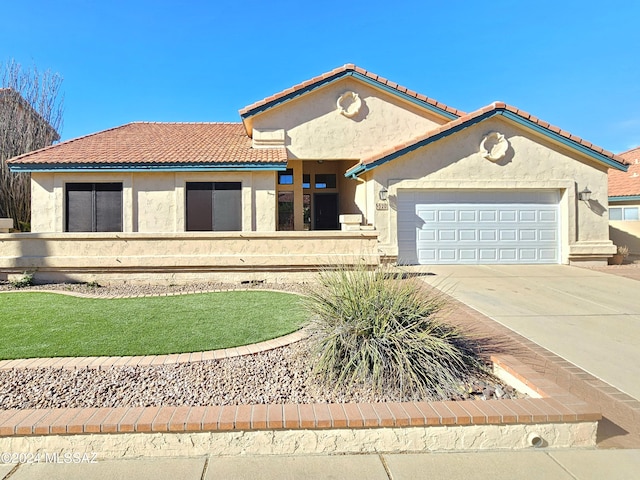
{"left": 336, "top": 91, "right": 362, "bottom": 118}
{"left": 480, "top": 132, "right": 509, "bottom": 162}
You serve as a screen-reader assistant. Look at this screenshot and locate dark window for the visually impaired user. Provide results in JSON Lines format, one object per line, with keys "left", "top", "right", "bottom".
{"left": 66, "top": 183, "right": 122, "bottom": 232}
{"left": 186, "top": 182, "right": 241, "bottom": 231}
{"left": 315, "top": 174, "right": 336, "bottom": 189}
{"left": 278, "top": 191, "right": 294, "bottom": 230}
{"left": 278, "top": 169, "right": 294, "bottom": 185}
{"left": 303, "top": 193, "right": 311, "bottom": 230}
{"left": 303, "top": 174, "right": 310, "bottom": 189}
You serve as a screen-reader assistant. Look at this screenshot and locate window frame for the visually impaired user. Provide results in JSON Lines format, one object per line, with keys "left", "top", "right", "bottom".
{"left": 610, "top": 206, "right": 639, "bottom": 221}
{"left": 185, "top": 181, "right": 242, "bottom": 231}
{"left": 65, "top": 182, "right": 123, "bottom": 232}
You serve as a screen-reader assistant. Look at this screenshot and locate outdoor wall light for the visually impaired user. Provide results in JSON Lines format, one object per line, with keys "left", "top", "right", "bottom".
{"left": 379, "top": 188, "right": 389, "bottom": 201}
{"left": 578, "top": 187, "right": 592, "bottom": 202}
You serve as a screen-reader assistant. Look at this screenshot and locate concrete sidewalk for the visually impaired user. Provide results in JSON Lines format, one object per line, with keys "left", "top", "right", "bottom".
{"left": 415, "top": 265, "right": 640, "bottom": 401}
{"left": 3, "top": 450, "right": 640, "bottom": 479}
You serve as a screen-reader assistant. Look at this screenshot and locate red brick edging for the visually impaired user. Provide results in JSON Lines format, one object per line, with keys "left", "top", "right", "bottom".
{"left": 0, "top": 355, "right": 600, "bottom": 437}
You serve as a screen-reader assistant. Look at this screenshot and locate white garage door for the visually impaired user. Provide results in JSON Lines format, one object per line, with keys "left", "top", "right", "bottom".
{"left": 397, "top": 190, "right": 560, "bottom": 265}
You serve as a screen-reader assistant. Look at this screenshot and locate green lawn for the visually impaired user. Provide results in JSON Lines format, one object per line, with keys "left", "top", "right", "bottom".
{"left": 0, "top": 291, "right": 307, "bottom": 359}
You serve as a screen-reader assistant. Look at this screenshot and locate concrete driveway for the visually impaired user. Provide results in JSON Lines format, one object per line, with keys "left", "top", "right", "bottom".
{"left": 414, "top": 265, "right": 640, "bottom": 401}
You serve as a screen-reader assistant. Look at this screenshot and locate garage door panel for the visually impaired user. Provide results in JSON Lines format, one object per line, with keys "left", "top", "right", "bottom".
{"left": 438, "top": 210, "right": 456, "bottom": 222}
{"left": 398, "top": 191, "right": 560, "bottom": 265}
{"left": 417, "top": 209, "right": 436, "bottom": 222}
{"left": 519, "top": 230, "right": 537, "bottom": 241}
{"left": 539, "top": 230, "right": 557, "bottom": 241}
{"left": 500, "top": 230, "right": 517, "bottom": 241}
{"left": 459, "top": 211, "right": 476, "bottom": 221}
{"left": 479, "top": 249, "right": 498, "bottom": 260}
{"left": 539, "top": 211, "right": 557, "bottom": 222}
{"left": 459, "top": 230, "right": 477, "bottom": 241}
{"left": 479, "top": 230, "right": 497, "bottom": 241}
{"left": 499, "top": 210, "right": 517, "bottom": 222}
{"left": 540, "top": 249, "right": 557, "bottom": 260}
{"left": 479, "top": 211, "right": 497, "bottom": 222}
{"left": 418, "top": 249, "right": 436, "bottom": 262}
{"left": 438, "top": 249, "right": 457, "bottom": 261}
{"left": 499, "top": 249, "right": 518, "bottom": 260}
{"left": 459, "top": 249, "right": 477, "bottom": 260}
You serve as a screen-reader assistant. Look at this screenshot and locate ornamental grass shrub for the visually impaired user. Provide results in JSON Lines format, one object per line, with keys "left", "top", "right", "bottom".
{"left": 305, "top": 265, "right": 484, "bottom": 399}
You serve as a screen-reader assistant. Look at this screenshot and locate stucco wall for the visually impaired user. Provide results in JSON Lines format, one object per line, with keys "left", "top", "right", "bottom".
{"left": 365, "top": 117, "right": 614, "bottom": 264}
{"left": 610, "top": 221, "right": 640, "bottom": 255}
{"left": 608, "top": 199, "right": 640, "bottom": 255}
{"left": 0, "top": 231, "right": 379, "bottom": 284}
{"left": 251, "top": 77, "right": 448, "bottom": 160}
{"left": 31, "top": 171, "right": 277, "bottom": 233}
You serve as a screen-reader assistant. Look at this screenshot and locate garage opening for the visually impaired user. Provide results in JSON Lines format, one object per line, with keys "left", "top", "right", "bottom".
{"left": 397, "top": 190, "right": 560, "bottom": 265}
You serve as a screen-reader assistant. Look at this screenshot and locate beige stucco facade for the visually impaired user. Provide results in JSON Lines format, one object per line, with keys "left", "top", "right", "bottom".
{"left": 362, "top": 117, "right": 613, "bottom": 264}
{"left": 4, "top": 66, "right": 625, "bottom": 279}
{"left": 31, "top": 171, "right": 277, "bottom": 233}
{"left": 248, "top": 77, "right": 449, "bottom": 160}
{"left": 609, "top": 198, "right": 640, "bottom": 256}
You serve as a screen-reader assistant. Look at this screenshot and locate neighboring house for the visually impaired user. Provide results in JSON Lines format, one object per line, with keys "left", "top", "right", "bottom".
{"left": 609, "top": 146, "right": 640, "bottom": 255}
{"left": 2, "top": 65, "right": 627, "bottom": 281}
{"left": 0, "top": 88, "right": 60, "bottom": 146}
{"left": 0, "top": 87, "right": 61, "bottom": 230}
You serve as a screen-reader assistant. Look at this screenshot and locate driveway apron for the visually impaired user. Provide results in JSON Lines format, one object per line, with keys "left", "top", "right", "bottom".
{"left": 415, "top": 265, "right": 640, "bottom": 401}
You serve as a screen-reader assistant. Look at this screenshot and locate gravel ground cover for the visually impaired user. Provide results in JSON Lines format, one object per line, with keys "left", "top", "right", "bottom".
{"left": 0, "top": 281, "right": 521, "bottom": 409}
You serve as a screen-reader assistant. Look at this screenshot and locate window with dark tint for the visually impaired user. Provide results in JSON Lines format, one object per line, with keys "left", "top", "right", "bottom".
{"left": 186, "top": 182, "right": 241, "bottom": 231}
{"left": 66, "top": 183, "right": 122, "bottom": 232}
{"left": 315, "top": 174, "right": 336, "bottom": 189}
{"left": 278, "top": 191, "right": 294, "bottom": 230}
{"left": 278, "top": 169, "right": 294, "bottom": 185}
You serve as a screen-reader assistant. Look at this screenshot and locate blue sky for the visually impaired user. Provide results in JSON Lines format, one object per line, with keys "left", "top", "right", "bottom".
{"left": 2, "top": 0, "right": 639, "bottom": 153}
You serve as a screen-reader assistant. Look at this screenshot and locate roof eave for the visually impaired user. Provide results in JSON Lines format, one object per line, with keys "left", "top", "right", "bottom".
{"left": 345, "top": 108, "right": 628, "bottom": 178}
{"left": 609, "top": 195, "right": 640, "bottom": 202}
{"left": 8, "top": 162, "right": 288, "bottom": 173}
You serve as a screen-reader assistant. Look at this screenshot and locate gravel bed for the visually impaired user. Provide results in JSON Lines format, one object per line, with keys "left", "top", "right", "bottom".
{"left": 0, "top": 338, "right": 519, "bottom": 410}
{"left": 0, "top": 280, "right": 308, "bottom": 297}
{"left": 0, "top": 280, "right": 521, "bottom": 409}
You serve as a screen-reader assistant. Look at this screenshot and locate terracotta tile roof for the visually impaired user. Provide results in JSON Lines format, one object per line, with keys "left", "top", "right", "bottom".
{"left": 239, "top": 64, "right": 465, "bottom": 119}
{"left": 7, "top": 122, "right": 287, "bottom": 169}
{"left": 347, "top": 102, "right": 627, "bottom": 176}
{"left": 609, "top": 146, "right": 640, "bottom": 197}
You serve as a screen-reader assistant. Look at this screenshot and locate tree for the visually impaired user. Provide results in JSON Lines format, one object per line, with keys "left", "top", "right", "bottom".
{"left": 0, "top": 60, "right": 63, "bottom": 231}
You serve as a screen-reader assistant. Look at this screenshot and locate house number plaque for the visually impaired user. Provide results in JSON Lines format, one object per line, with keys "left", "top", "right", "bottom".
{"left": 376, "top": 203, "right": 389, "bottom": 211}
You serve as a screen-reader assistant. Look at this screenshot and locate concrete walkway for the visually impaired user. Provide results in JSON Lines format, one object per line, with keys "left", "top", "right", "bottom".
{"left": 3, "top": 450, "right": 640, "bottom": 479}
{"left": 415, "top": 265, "right": 640, "bottom": 401}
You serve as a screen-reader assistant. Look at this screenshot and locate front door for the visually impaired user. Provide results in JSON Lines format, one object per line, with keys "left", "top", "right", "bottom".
{"left": 314, "top": 193, "right": 339, "bottom": 230}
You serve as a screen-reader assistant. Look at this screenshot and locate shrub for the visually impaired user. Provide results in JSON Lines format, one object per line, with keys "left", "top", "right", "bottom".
{"left": 617, "top": 245, "right": 630, "bottom": 257}
{"left": 10, "top": 272, "right": 34, "bottom": 288}
{"left": 304, "top": 265, "right": 483, "bottom": 399}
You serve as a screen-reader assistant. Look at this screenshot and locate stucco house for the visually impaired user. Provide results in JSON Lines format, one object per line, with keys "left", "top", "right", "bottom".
{"left": 1, "top": 65, "right": 628, "bottom": 282}
{"left": 609, "top": 146, "right": 640, "bottom": 255}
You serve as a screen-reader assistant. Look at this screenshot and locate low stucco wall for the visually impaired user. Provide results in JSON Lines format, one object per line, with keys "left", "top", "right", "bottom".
{"left": 0, "top": 231, "right": 379, "bottom": 284}
{"left": 0, "top": 423, "right": 598, "bottom": 459}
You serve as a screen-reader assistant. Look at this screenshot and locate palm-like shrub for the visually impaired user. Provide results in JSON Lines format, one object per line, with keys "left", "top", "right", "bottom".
{"left": 305, "top": 265, "right": 483, "bottom": 399}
